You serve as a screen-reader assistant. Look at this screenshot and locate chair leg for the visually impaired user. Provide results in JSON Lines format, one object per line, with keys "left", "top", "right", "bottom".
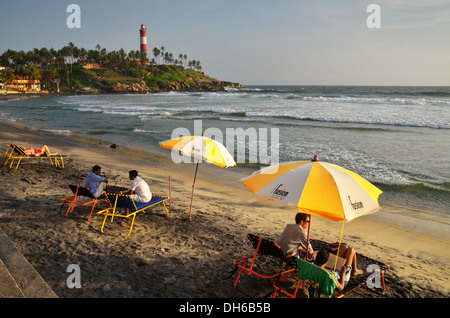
{"left": 8, "top": 158, "right": 15, "bottom": 168}
{"left": 162, "top": 201, "right": 169, "bottom": 216}
{"left": 100, "top": 209, "right": 111, "bottom": 233}
{"left": 3, "top": 156, "right": 10, "bottom": 167}
{"left": 15, "top": 158, "right": 22, "bottom": 170}
{"left": 87, "top": 201, "right": 98, "bottom": 221}
{"left": 233, "top": 259, "right": 248, "bottom": 288}
{"left": 125, "top": 214, "right": 137, "bottom": 238}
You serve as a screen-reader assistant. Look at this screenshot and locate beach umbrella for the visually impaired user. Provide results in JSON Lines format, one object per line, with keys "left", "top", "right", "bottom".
{"left": 160, "top": 135, "right": 236, "bottom": 219}
{"left": 240, "top": 156, "right": 382, "bottom": 222}
{"left": 240, "top": 156, "right": 382, "bottom": 268}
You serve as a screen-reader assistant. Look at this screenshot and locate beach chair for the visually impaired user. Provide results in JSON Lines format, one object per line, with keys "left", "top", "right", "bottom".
{"left": 334, "top": 254, "right": 388, "bottom": 298}
{"left": 310, "top": 239, "right": 389, "bottom": 298}
{"left": 231, "top": 234, "right": 298, "bottom": 289}
{"left": 272, "top": 257, "right": 339, "bottom": 298}
{"left": 98, "top": 192, "right": 169, "bottom": 238}
{"left": 272, "top": 239, "right": 389, "bottom": 298}
{"left": 3, "top": 144, "right": 69, "bottom": 170}
{"left": 60, "top": 184, "right": 100, "bottom": 221}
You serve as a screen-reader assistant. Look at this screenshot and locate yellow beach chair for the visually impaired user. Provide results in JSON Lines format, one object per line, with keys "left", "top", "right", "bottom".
{"left": 98, "top": 193, "right": 169, "bottom": 238}
{"left": 3, "top": 144, "right": 69, "bottom": 170}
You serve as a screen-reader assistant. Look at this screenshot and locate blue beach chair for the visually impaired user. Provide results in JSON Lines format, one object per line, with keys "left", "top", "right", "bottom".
{"left": 98, "top": 192, "right": 169, "bottom": 237}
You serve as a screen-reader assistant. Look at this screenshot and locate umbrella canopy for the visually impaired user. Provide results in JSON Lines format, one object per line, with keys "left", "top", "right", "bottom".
{"left": 160, "top": 135, "right": 236, "bottom": 219}
{"left": 160, "top": 135, "right": 236, "bottom": 168}
{"left": 240, "top": 159, "right": 382, "bottom": 222}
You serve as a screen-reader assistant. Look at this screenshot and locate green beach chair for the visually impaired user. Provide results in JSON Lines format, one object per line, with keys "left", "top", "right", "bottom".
{"left": 272, "top": 257, "right": 338, "bottom": 298}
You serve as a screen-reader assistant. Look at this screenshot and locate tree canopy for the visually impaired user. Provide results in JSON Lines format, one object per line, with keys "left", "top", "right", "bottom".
{"left": 0, "top": 43, "right": 204, "bottom": 92}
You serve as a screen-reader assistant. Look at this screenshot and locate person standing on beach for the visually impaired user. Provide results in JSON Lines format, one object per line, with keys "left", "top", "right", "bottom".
{"left": 125, "top": 170, "right": 152, "bottom": 203}
{"left": 85, "top": 165, "right": 108, "bottom": 198}
{"left": 276, "top": 212, "right": 316, "bottom": 259}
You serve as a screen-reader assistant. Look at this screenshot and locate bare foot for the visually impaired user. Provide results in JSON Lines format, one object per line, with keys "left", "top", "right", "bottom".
{"left": 352, "top": 268, "right": 364, "bottom": 276}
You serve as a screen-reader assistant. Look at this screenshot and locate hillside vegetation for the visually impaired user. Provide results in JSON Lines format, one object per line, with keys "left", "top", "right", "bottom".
{"left": 0, "top": 43, "right": 242, "bottom": 94}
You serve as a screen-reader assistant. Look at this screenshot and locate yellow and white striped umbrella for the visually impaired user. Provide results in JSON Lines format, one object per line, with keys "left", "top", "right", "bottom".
{"left": 160, "top": 135, "right": 236, "bottom": 219}
{"left": 160, "top": 135, "right": 236, "bottom": 168}
{"left": 240, "top": 159, "right": 382, "bottom": 222}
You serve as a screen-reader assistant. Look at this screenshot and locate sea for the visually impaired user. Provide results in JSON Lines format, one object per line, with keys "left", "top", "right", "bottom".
{"left": 1, "top": 85, "right": 449, "bottom": 237}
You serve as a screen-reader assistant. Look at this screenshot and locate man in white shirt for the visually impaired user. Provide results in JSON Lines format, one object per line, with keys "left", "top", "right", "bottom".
{"left": 127, "top": 170, "right": 152, "bottom": 203}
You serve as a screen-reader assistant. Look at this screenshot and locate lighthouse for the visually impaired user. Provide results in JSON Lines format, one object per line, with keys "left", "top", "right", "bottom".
{"left": 140, "top": 23, "right": 148, "bottom": 55}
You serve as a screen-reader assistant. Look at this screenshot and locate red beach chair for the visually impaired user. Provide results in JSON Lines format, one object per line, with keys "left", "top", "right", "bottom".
{"left": 60, "top": 184, "right": 99, "bottom": 221}
{"left": 231, "top": 234, "right": 298, "bottom": 289}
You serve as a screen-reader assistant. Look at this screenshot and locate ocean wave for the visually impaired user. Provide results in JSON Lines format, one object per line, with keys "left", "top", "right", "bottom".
{"left": 55, "top": 91, "right": 450, "bottom": 130}
{"left": 298, "top": 96, "right": 450, "bottom": 107}
{"left": 378, "top": 181, "right": 450, "bottom": 194}
{"left": 133, "top": 128, "right": 167, "bottom": 134}
{"left": 242, "top": 112, "right": 449, "bottom": 129}
{"left": 376, "top": 182, "right": 450, "bottom": 214}
{"left": 44, "top": 129, "right": 72, "bottom": 135}
{"left": 67, "top": 103, "right": 448, "bottom": 129}
{"left": 176, "top": 87, "right": 450, "bottom": 107}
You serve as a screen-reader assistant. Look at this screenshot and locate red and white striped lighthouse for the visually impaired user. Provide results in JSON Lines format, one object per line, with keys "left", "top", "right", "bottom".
{"left": 140, "top": 23, "right": 147, "bottom": 54}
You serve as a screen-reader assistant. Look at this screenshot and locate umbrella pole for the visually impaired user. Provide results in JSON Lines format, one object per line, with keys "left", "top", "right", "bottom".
{"left": 188, "top": 162, "right": 199, "bottom": 220}
{"left": 169, "top": 176, "right": 172, "bottom": 212}
{"left": 328, "top": 220, "right": 346, "bottom": 299}
{"left": 332, "top": 220, "right": 346, "bottom": 273}
{"left": 302, "top": 214, "right": 312, "bottom": 291}
{"left": 305, "top": 214, "right": 311, "bottom": 260}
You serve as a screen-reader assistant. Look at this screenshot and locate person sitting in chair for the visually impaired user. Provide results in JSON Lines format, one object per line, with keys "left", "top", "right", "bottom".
{"left": 276, "top": 213, "right": 317, "bottom": 260}
{"left": 315, "top": 249, "right": 349, "bottom": 291}
{"left": 22, "top": 145, "right": 58, "bottom": 156}
{"left": 124, "top": 170, "right": 152, "bottom": 203}
{"left": 315, "top": 248, "right": 364, "bottom": 291}
{"left": 85, "top": 165, "right": 108, "bottom": 198}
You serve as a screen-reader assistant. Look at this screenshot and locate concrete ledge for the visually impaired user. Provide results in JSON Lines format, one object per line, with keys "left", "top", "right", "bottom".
{"left": 0, "top": 227, "right": 58, "bottom": 298}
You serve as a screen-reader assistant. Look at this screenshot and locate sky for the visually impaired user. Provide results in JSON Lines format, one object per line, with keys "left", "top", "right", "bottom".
{"left": 1, "top": 0, "right": 449, "bottom": 86}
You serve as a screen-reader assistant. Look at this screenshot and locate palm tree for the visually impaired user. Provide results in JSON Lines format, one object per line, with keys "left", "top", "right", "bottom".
{"left": 12, "top": 50, "right": 25, "bottom": 69}
{"left": 152, "top": 47, "right": 160, "bottom": 65}
{"left": 42, "top": 67, "right": 57, "bottom": 92}
{"left": 26, "top": 64, "right": 41, "bottom": 81}
{"left": 160, "top": 46, "right": 165, "bottom": 64}
{"left": 78, "top": 47, "right": 87, "bottom": 62}
{"left": 26, "top": 64, "right": 41, "bottom": 92}
{"left": 3, "top": 70, "right": 17, "bottom": 93}
{"left": 0, "top": 69, "right": 7, "bottom": 92}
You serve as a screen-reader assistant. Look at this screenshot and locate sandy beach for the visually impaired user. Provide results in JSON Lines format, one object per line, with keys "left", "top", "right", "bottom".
{"left": 0, "top": 117, "right": 449, "bottom": 300}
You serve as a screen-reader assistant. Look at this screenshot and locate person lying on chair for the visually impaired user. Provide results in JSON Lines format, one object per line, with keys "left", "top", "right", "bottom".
{"left": 22, "top": 145, "right": 58, "bottom": 156}
{"left": 123, "top": 170, "right": 152, "bottom": 203}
